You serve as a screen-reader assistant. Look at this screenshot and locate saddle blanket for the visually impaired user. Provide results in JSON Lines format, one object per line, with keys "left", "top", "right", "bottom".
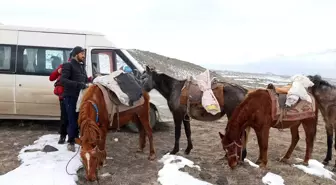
{"left": 267, "top": 89, "right": 316, "bottom": 122}
{"left": 93, "top": 70, "right": 142, "bottom": 106}
{"left": 181, "top": 69, "right": 221, "bottom": 115}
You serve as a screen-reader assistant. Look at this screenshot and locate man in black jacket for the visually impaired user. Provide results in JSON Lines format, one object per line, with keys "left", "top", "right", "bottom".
{"left": 61, "top": 46, "right": 89, "bottom": 152}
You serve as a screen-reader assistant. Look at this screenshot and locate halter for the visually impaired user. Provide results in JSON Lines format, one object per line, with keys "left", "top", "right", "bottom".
{"left": 223, "top": 140, "right": 243, "bottom": 160}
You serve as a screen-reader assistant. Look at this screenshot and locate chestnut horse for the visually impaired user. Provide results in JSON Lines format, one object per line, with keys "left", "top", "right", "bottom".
{"left": 219, "top": 85, "right": 318, "bottom": 169}
{"left": 142, "top": 65, "right": 251, "bottom": 161}
{"left": 308, "top": 75, "right": 336, "bottom": 171}
{"left": 75, "top": 84, "right": 156, "bottom": 181}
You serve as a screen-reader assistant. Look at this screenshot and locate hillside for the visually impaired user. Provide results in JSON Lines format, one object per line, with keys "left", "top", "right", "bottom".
{"left": 127, "top": 49, "right": 247, "bottom": 86}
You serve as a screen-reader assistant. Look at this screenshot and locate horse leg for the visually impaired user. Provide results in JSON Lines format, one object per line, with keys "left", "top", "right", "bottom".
{"left": 183, "top": 115, "right": 193, "bottom": 155}
{"left": 255, "top": 130, "right": 263, "bottom": 165}
{"left": 323, "top": 122, "right": 333, "bottom": 165}
{"left": 170, "top": 112, "right": 183, "bottom": 155}
{"left": 280, "top": 124, "right": 300, "bottom": 164}
{"left": 136, "top": 115, "right": 146, "bottom": 153}
{"left": 333, "top": 124, "right": 336, "bottom": 171}
{"left": 301, "top": 119, "right": 317, "bottom": 166}
{"left": 138, "top": 114, "right": 156, "bottom": 160}
{"left": 256, "top": 126, "right": 270, "bottom": 168}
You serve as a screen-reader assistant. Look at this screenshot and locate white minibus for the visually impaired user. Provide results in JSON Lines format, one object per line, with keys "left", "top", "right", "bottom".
{"left": 0, "top": 24, "right": 172, "bottom": 130}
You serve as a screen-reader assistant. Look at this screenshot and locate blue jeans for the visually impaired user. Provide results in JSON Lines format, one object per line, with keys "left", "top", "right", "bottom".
{"left": 63, "top": 96, "right": 79, "bottom": 144}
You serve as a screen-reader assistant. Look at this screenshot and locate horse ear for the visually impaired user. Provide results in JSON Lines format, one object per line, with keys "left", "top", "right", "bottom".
{"left": 75, "top": 138, "right": 82, "bottom": 146}
{"left": 145, "top": 65, "right": 151, "bottom": 73}
{"left": 219, "top": 132, "right": 224, "bottom": 139}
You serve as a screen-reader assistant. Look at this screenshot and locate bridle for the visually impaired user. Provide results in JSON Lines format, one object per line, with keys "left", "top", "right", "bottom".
{"left": 223, "top": 140, "right": 243, "bottom": 161}
{"left": 79, "top": 136, "right": 105, "bottom": 185}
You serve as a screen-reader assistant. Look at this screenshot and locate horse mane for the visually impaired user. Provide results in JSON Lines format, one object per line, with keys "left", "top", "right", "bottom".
{"left": 308, "top": 74, "right": 336, "bottom": 90}
{"left": 224, "top": 82, "right": 248, "bottom": 95}
{"left": 78, "top": 85, "right": 103, "bottom": 144}
{"left": 225, "top": 89, "right": 269, "bottom": 137}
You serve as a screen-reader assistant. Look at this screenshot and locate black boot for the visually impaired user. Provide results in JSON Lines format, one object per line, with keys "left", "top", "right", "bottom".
{"left": 58, "top": 135, "right": 66, "bottom": 144}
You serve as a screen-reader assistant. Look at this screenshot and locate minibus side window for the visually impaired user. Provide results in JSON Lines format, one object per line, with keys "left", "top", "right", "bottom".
{"left": 0, "top": 45, "right": 16, "bottom": 73}
{"left": 91, "top": 49, "right": 114, "bottom": 77}
{"left": 17, "top": 46, "right": 72, "bottom": 76}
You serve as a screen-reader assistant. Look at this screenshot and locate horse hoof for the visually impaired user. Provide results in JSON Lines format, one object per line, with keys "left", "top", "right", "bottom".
{"left": 169, "top": 149, "right": 179, "bottom": 155}
{"left": 296, "top": 161, "right": 309, "bottom": 166}
{"left": 136, "top": 149, "right": 144, "bottom": 153}
{"left": 184, "top": 148, "right": 192, "bottom": 155}
{"left": 255, "top": 160, "right": 262, "bottom": 165}
{"left": 322, "top": 160, "right": 329, "bottom": 165}
{"left": 258, "top": 163, "right": 267, "bottom": 169}
{"left": 279, "top": 157, "right": 291, "bottom": 164}
{"left": 148, "top": 154, "right": 156, "bottom": 161}
{"left": 332, "top": 167, "right": 336, "bottom": 172}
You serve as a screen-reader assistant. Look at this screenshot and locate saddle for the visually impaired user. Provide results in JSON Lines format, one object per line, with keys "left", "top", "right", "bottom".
{"left": 180, "top": 78, "right": 224, "bottom": 108}
{"left": 266, "top": 83, "right": 315, "bottom": 122}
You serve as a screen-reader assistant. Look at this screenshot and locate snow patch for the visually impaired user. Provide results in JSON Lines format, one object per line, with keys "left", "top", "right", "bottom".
{"left": 293, "top": 158, "right": 335, "bottom": 181}
{"left": 0, "top": 134, "right": 82, "bottom": 185}
{"left": 157, "top": 153, "right": 212, "bottom": 185}
{"left": 262, "top": 172, "right": 285, "bottom": 185}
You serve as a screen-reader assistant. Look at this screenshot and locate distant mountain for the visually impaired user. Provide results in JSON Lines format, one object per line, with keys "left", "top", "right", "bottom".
{"left": 209, "top": 49, "right": 336, "bottom": 79}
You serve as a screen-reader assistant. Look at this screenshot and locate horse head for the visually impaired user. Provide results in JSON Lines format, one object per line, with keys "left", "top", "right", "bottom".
{"left": 219, "top": 131, "right": 243, "bottom": 169}
{"left": 142, "top": 65, "right": 158, "bottom": 92}
{"left": 307, "top": 75, "right": 322, "bottom": 90}
{"left": 75, "top": 120, "right": 105, "bottom": 181}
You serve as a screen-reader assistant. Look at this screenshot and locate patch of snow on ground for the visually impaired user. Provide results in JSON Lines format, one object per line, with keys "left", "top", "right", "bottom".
{"left": 0, "top": 134, "right": 82, "bottom": 185}
{"left": 244, "top": 159, "right": 285, "bottom": 185}
{"left": 157, "top": 153, "right": 212, "bottom": 185}
{"left": 262, "top": 172, "right": 285, "bottom": 185}
{"left": 244, "top": 158, "right": 259, "bottom": 168}
{"left": 293, "top": 158, "right": 335, "bottom": 181}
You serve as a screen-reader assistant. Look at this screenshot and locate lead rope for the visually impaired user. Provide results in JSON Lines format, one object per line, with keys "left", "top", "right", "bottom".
{"left": 66, "top": 145, "right": 81, "bottom": 175}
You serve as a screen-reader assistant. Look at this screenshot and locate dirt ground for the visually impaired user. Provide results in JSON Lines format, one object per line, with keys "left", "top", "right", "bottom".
{"left": 0, "top": 114, "right": 335, "bottom": 185}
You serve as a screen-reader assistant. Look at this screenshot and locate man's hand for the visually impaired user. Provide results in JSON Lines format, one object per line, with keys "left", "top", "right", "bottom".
{"left": 58, "top": 68, "right": 62, "bottom": 74}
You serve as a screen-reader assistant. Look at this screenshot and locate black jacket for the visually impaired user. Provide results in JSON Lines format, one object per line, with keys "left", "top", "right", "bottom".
{"left": 60, "top": 59, "right": 89, "bottom": 97}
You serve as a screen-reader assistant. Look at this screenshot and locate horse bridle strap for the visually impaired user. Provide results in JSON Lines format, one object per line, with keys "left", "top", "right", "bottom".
{"left": 88, "top": 100, "right": 100, "bottom": 126}
{"left": 224, "top": 140, "right": 242, "bottom": 159}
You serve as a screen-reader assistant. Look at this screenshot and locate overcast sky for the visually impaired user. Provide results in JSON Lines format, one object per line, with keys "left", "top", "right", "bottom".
{"left": 1, "top": 0, "right": 336, "bottom": 67}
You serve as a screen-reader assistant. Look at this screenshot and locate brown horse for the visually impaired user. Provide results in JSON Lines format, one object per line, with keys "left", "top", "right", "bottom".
{"left": 75, "top": 84, "right": 156, "bottom": 181}
{"left": 219, "top": 84, "right": 318, "bottom": 169}
{"left": 308, "top": 75, "right": 336, "bottom": 171}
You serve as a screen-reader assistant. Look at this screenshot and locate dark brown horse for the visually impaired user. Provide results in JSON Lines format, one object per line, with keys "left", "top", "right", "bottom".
{"left": 142, "top": 65, "right": 251, "bottom": 161}
{"left": 308, "top": 75, "right": 336, "bottom": 171}
{"left": 75, "top": 84, "right": 156, "bottom": 181}
{"left": 219, "top": 85, "right": 318, "bottom": 169}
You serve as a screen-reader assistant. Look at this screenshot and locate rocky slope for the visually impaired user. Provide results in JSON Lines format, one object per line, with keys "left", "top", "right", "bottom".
{"left": 127, "top": 49, "right": 248, "bottom": 86}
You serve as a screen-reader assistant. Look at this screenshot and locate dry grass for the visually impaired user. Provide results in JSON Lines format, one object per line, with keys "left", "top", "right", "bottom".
{"left": 0, "top": 114, "right": 335, "bottom": 185}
